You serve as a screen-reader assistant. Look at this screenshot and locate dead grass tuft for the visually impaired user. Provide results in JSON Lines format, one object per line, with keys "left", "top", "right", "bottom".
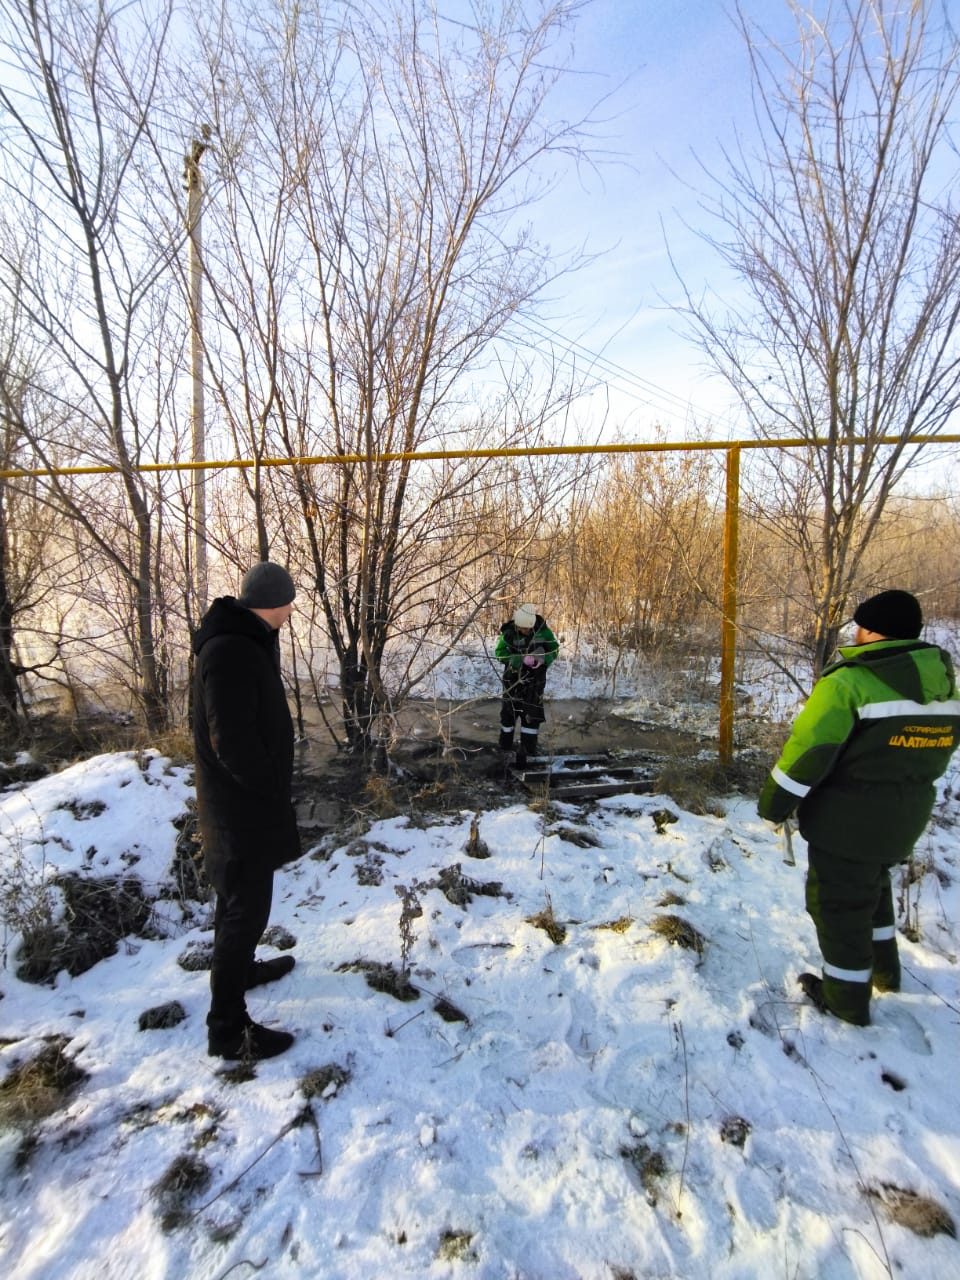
{"left": 525, "top": 896, "right": 567, "bottom": 945}
{"left": 595, "top": 916, "right": 633, "bottom": 934}
{"left": 142, "top": 726, "right": 194, "bottom": 765}
{"left": 555, "top": 825, "right": 601, "bottom": 849}
{"left": 620, "top": 1141, "right": 668, "bottom": 1204}
{"left": 433, "top": 996, "right": 469, "bottom": 1024}
{"left": 14, "top": 873, "right": 152, "bottom": 984}
{"left": 337, "top": 958, "right": 420, "bottom": 1002}
{"left": 650, "top": 807, "right": 679, "bottom": 834}
{"left": 651, "top": 758, "right": 726, "bottom": 816}
{"left": 865, "top": 1182, "right": 956, "bottom": 1238}
{"left": 435, "top": 863, "right": 506, "bottom": 907}
{"left": 652, "top": 748, "right": 770, "bottom": 817}
{"left": 363, "top": 774, "right": 399, "bottom": 818}
{"left": 151, "top": 1153, "right": 213, "bottom": 1232}
{"left": 719, "top": 1115, "right": 751, "bottom": 1148}
{"left": 436, "top": 1229, "right": 476, "bottom": 1262}
{"left": 0, "top": 1035, "right": 89, "bottom": 1132}
{"left": 649, "top": 913, "right": 706, "bottom": 958}
{"left": 462, "top": 814, "right": 490, "bottom": 859}
{"left": 300, "top": 1063, "right": 352, "bottom": 1100}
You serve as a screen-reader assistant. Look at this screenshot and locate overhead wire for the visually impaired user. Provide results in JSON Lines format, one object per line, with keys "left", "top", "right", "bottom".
{"left": 476, "top": 290, "right": 744, "bottom": 432}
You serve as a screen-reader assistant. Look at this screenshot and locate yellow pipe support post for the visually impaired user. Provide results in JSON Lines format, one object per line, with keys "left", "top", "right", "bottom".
{"left": 719, "top": 446, "right": 740, "bottom": 766}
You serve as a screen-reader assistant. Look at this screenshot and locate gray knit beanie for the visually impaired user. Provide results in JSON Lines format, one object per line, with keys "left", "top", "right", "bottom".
{"left": 238, "top": 561, "right": 296, "bottom": 609}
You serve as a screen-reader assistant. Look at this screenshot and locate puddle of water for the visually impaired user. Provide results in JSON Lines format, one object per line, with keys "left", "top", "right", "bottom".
{"left": 295, "top": 696, "right": 710, "bottom": 774}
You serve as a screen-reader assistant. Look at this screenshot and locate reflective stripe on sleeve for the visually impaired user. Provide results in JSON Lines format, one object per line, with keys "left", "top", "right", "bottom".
{"left": 823, "top": 960, "right": 872, "bottom": 983}
{"left": 858, "top": 698, "right": 960, "bottom": 719}
{"left": 872, "top": 925, "right": 896, "bottom": 941}
{"left": 771, "top": 765, "right": 811, "bottom": 798}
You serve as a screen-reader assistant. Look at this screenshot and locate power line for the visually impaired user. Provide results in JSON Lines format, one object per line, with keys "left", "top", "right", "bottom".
{"left": 493, "top": 304, "right": 743, "bottom": 432}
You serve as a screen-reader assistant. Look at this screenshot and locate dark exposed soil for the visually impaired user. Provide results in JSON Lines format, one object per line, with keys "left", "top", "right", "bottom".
{"left": 300, "top": 696, "right": 709, "bottom": 768}
{"left": 292, "top": 696, "right": 720, "bottom": 844}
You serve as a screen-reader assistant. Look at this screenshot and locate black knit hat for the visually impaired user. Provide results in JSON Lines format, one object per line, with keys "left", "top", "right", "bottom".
{"left": 852, "top": 589, "right": 922, "bottom": 640}
{"left": 238, "top": 561, "right": 296, "bottom": 609}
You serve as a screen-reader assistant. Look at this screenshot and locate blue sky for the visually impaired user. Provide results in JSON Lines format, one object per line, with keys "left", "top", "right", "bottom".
{"left": 518, "top": 0, "right": 802, "bottom": 440}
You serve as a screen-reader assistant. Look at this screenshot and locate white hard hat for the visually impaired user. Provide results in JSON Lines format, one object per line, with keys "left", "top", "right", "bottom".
{"left": 513, "top": 603, "right": 537, "bottom": 629}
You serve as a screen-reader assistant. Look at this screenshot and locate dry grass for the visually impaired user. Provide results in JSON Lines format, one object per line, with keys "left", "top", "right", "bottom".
{"left": 151, "top": 1153, "right": 213, "bottom": 1232}
{"left": 363, "top": 774, "right": 399, "bottom": 818}
{"left": 15, "top": 873, "right": 152, "bottom": 984}
{"left": 300, "top": 1063, "right": 352, "bottom": 1100}
{"left": 337, "top": 958, "right": 420, "bottom": 1002}
{"left": 865, "top": 1182, "right": 956, "bottom": 1238}
{"left": 719, "top": 1115, "right": 751, "bottom": 1148}
{"left": 649, "top": 913, "right": 706, "bottom": 959}
{"left": 651, "top": 750, "right": 770, "bottom": 817}
{"left": 595, "top": 916, "right": 633, "bottom": 934}
{"left": 462, "top": 814, "right": 490, "bottom": 859}
{"left": 436, "top": 1229, "right": 476, "bottom": 1262}
{"left": 138, "top": 726, "right": 194, "bottom": 766}
{"left": 619, "top": 1141, "right": 668, "bottom": 1204}
{"left": 0, "top": 1036, "right": 89, "bottom": 1132}
{"left": 525, "top": 895, "right": 567, "bottom": 945}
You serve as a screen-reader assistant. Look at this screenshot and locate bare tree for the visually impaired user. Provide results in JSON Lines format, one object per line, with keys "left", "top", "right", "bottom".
{"left": 0, "top": 0, "right": 182, "bottom": 729}
{"left": 0, "top": 302, "right": 55, "bottom": 738}
{"left": 186, "top": 0, "right": 598, "bottom": 754}
{"left": 675, "top": 0, "right": 960, "bottom": 672}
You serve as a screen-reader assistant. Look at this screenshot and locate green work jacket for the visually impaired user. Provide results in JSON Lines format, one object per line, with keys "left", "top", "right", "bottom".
{"left": 758, "top": 639, "right": 960, "bottom": 861}
{"left": 495, "top": 616, "right": 560, "bottom": 670}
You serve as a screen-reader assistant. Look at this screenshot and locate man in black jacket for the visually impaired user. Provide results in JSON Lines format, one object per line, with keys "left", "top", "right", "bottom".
{"left": 193, "top": 561, "right": 300, "bottom": 1060}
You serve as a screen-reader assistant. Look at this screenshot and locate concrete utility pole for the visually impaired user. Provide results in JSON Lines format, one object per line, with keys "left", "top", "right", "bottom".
{"left": 183, "top": 126, "right": 211, "bottom": 617}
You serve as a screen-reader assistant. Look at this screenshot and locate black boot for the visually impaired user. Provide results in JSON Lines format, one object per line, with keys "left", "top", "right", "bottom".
{"left": 520, "top": 730, "right": 539, "bottom": 759}
{"left": 499, "top": 727, "right": 514, "bottom": 751}
{"left": 208, "top": 1018, "right": 295, "bottom": 1060}
{"left": 246, "top": 954, "right": 296, "bottom": 990}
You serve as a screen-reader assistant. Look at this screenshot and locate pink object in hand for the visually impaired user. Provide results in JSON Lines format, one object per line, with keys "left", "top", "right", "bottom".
{"left": 523, "top": 655, "right": 542, "bottom": 667}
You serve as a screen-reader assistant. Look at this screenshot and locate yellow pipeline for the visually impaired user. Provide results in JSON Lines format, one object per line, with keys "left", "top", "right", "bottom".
{"left": 4, "top": 432, "right": 957, "bottom": 764}
{"left": 2, "top": 433, "right": 959, "bottom": 480}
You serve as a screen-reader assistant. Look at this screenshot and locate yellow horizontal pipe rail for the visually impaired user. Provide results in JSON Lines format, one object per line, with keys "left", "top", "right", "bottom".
{"left": 5, "top": 430, "right": 957, "bottom": 764}
{"left": 2, "top": 433, "right": 959, "bottom": 480}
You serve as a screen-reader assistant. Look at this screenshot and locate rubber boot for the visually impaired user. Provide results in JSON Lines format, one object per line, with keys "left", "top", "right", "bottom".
{"left": 519, "top": 728, "right": 539, "bottom": 760}
{"left": 498, "top": 726, "right": 514, "bottom": 752}
{"left": 821, "top": 972, "right": 871, "bottom": 1025}
{"left": 872, "top": 937, "right": 901, "bottom": 993}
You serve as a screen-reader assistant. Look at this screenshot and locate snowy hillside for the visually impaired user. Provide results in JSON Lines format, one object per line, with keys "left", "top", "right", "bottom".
{"left": 0, "top": 727, "right": 957, "bottom": 1279}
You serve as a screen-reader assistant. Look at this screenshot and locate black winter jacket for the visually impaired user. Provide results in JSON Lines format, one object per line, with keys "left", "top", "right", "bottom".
{"left": 192, "top": 597, "right": 299, "bottom": 872}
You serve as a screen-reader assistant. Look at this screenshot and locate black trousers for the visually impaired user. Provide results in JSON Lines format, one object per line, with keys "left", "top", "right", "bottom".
{"left": 500, "top": 668, "right": 546, "bottom": 731}
{"left": 206, "top": 853, "right": 274, "bottom": 1036}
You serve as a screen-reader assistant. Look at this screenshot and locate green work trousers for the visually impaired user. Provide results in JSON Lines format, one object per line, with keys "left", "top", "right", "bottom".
{"left": 805, "top": 846, "right": 901, "bottom": 1026}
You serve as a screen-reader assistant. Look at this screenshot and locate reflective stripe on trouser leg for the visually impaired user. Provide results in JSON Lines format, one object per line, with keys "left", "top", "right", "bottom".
{"left": 871, "top": 865, "right": 900, "bottom": 993}
{"left": 805, "top": 846, "right": 878, "bottom": 1026}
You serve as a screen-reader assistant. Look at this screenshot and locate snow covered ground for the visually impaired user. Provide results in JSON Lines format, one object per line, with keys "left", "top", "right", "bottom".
{"left": 0, "top": 651, "right": 958, "bottom": 1279}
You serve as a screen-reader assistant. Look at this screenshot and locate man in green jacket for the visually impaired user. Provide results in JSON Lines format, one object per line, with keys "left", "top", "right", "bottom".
{"left": 495, "top": 603, "right": 560, "bottom": 763}
{"left": 758, "top": 589, "right": 960, "bottom": 1025}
